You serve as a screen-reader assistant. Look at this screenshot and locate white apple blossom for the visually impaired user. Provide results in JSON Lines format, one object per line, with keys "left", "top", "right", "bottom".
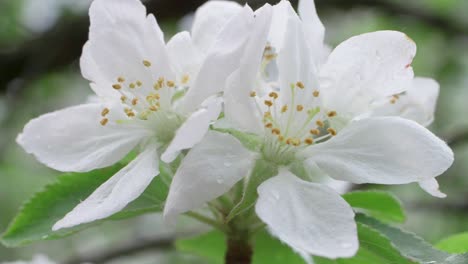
{"left": 16, "top": 0, "right": 260, "bottom": 230}
{"left": 164, "top": 0, "right": 454, "bottom": 261}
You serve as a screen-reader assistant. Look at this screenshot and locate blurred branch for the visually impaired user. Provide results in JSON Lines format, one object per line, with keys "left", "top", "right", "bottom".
{"left": 445, "top": 129, "right": 468, "bottom": 147}
{"left": 64, "top": 235, "right": 175, "bottom": 264}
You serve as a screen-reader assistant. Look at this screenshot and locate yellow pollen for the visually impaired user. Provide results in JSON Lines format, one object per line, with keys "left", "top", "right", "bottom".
{"left": 296, "top": 105, "right": 304, "bottom": 112}
{"left": 327, "top": 128, "right": 337, "bottom": 136}
{"left": 112, "top": 84, "right": 122, "bottom": 90}
{"left": 136, "top": 80, "right": 143, "bottom": 87}
{"left": 127, "top": 112, "right": 135, "bottom": 117}
{"left": 305, "top": 138, "right": 314, "bottom": 145}
{"left": 120, "top": 95, "right": 127, "bottom": 102}
{"left": 316, "top": 120, "right": 324, "bottom": 127}
{"left": 327, "top": 111, "right": 337, "bottom": 117}
{"left": 250, "top": 91, "right": 257, "bottom": 97}
{"left": 117, "top": 77, "right": 125, "bottom": 83}
{"left": 269, "top": 92, "right": 278, "bottom": 99}
{"left": 310, "top": 129, "right": 320, "bottom": 135}
{"left": 131, "top": 98, "right": 138, "bottom": 105}
{"left": 100, "top": 118, "right": 109, "bottom": 126}
{"left": 149, "top": 105, "right": 158, "bottom": 111}
{"left": 272, "top": 128, "right": 281, "bottom": 135}
{"left": 167, "top": 81, "right": 175, "bottom": 87}
{"left": 265, "top": 123, "right": 273, "bottom": 128}
{"left": 296, "top": 82, "right": 305, "bottom": 89}
{"left": 181, "top": 75, "right": 190, "bottom": 84}
{"left": 158, "top": 77, "right": 165, "bottom": 85}
{"left": 313, "top": 90, "right": 320, "bottom": 97}
{"left": 264, "top": 54, "right": 276, "bottom": 61}
{"left": 143, "top": 60, "right": 152, "bottom": 67}
{"left": 264, "top": 100, "right": 273, "bottom": 107}
{"left": 281, "top": 105, "right": 288, "bottom": 113}
{"left": 101, "top": 108, "right": 110, "bottom": 117}
{"left": 129, "top": 83, "right": 136, "bottom": 89}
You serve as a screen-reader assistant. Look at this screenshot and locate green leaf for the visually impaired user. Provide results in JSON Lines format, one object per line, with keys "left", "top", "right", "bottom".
{"left": 252, "top": 231, "right": 305, "bottom": 264}
{"left": 226, "top": 159, "right": 278, "bottom": 222}
{"left": 314, "top": 223, "right": 416, "bottom": 264}
{"left": 213, "top": 128, "right": 262, "bottom": 151}
{"left": 436, "top": 232, "right": 468, "bottom": 254}
{"left": 2, "top": 163, "right": 168, "bottom": 247}
{"left": 343, "top": 191, "right": 405, "bottom": 223}
{"left": 356, "top": 214, "right": 450, "bottom": 263}
{"left": 176, "top": 231, "right": 226, "bottom": 264}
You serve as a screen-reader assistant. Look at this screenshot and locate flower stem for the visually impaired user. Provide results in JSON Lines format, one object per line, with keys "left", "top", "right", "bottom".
{"left": 185, "top": 211, "right": 228, "bottom": 232}
{"left": 225, "top": 238, "right": 253, "bottom": 264}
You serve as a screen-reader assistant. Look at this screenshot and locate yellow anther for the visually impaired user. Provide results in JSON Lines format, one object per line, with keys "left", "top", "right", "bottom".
{"left": 182, "top": 75, "right": 190, "bottom": 84}
{"left": 286, "top": 138, "right": 292, "bottom": 145}
{"left": 101, "top": 108, "right": 110, "bottom": 117}
{"left": 149, "top": 105, "right": 158, "bottom": 111}
{"left": 117, "top": 77, "right": 125, "bottom": 83}
{"left": 264, "top": 112, "right": 272, "bottom": 118}
{"left": 292, "top": 138, "right": 301, "bottom": 146}
{"left": 112, "top": 84, "right": 122, "bottom": 90}
{"left": 136, "top": 80, "right": 143, "bottom": 87}
{"left": 250, "top": 91, "right": 257, "bottom": 97}
{"left": 269, "top": 92, "right": 279, "bottom": 99}
{"left": 100, "top": 118, "right": 109, "bottom": 126}
{"left": 272, "top": 128, "right": 281, "bottom": 135}
{"left": 278, "top": 135, "right": 284, "bottom": 142}
{"left": 393, "top": 94, "right": 400, "bottom": 99}
{"left": 131, "top": 98, "right": 138, "bottom": 106}
{"left": 281, "top": 105, "right": 288, "bottom": 113}
{"left": 120, "top": 95, "right": 127, "bottom": 102}
{"left": 264, "top": 100, "right": 273, "bottom": 107}
{"left": 265, "top": 123, "right": 273, "bottom": 128}
{"left": 153, "top": 83, "right": 160, "bottom": 90}
{"left": 167, "top": 80, "right": 175, "bottom": 87}
{"left": 310, "top": 129, "right": 320, "bottom": 135}
{"left": 296, "top": 81, "right": 305, "bottom": 89}
{"left": 296, "top": 105, "right": 304, "bottom": 112}
{"left": 327, "top": 128, "right": 337, "bottom": 136}
{"left": 264, "top": 54, "right": 277, "bottom": 61}
{"left": 127, "top": 112, "right": 135, "bottom": 117}
{"left": 143, "top": 60, "right": 152, "bottom": 67}
{"left": 316, "top": 120, "right": 324, "bottom": 127}
{"left": 327, "top": 111, "right": 337, "bottom": 117}
{"left": 313, "top": 90, "right": 320, "bottom": 97}
{"left": 304, "top": 138, "right": 314, "bottom": 145}
{"left": 129, "top": 83, "right": 136, "bottom": 89}
{"left": 158, "top": 77, "right": 165, "bottom": 85}
{"left": 390, "top": 98, "right": 397, "bottom": 104}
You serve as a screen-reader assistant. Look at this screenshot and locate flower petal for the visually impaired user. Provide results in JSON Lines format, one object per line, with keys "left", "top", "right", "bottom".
{"left": 191, "top": 0, "right": 243, "bottom": 53}
{"left": 298, "top": 0, "right": 326, "bottom": 65}
{"left": 419, "top": 178, "right": 446, "bottom": 198}
{"left": 372, "top": 77, "right": 440, "bottom": 127}
{"left": 223, "top": 4, "right": 272, "bottom": 134}
{"left": 164, "top": 131, "right": 257, "bottom": 220}
{"left": 320, "top": 31, "right": 416, "bottom": 117}
{"left": 161, "top": 96, "right": 222, "bottom": 163}
{"left": 301, "top": 117, "right": 453, "bottom": 184}
{"left": 81, "top": 0, "right": 173, "bottom": 98}
{"left": 17, "top": 104, "right": 149, "bottom": 172}
{"left": 256, "top": 170, "right": 358, "bottom": 259}
{"left": 166, "top": 31, "right": 203, "bottom": 86}
{"left": 53, "top": 145, "right": 159, "bottom": 230}
{"left": 179, "top": 5, "right": 255, "bottom": 114}
{"left": 268, "top": 1, "right": 297, "bottom": 51}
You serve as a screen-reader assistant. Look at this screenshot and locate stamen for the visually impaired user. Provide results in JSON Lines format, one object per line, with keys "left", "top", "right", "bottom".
{"left": 296, "top": 105, "right": 304, "bottom": 112}
{"left": 316, "top": 120, "right": 324, "bottom": 127}
{"left": 167, "top": 81, "right": 175, "bottom": 88}
{"left": 296, "top": 82, "right": 305, "bottom": 89}
{"left": 143, "top": 60, "right": 152, "bottom": 67}
{"left": 269, "top": 92, "right": 278, "bottom": 99}
{"left": 149, "top": 105, "right": 158, "bottom": 111}
{"left": 101, "top": 108, "right": 110, "bottom": 117}
{"left": 310, "top": 129, "right": 320, "bottom": 135}
{"left": 327, "top": 128, "right": 337, "bottom": 136}
{"left": 264, "top": 100, "right": 273, "bottom": 107}
{"left": 129, "top": 83, "right": 136, "bottom": 89}
{"left": 271, "top": 128, "right": 281, "bottom": 135}
{"left": 132, "top": 98, "right": 138, "bottom": 106}
{"left": 327, "top": 111, "right": 337, "bottom": 117}
{"left": 136, "top": 80, "right": 143, "bottom": 87}
{"left": 281, "top": 105, "right": 288, "bottom": 113}
{"left": 265, "top": 123, "right": 273, "bottom": 128}
{"left": 112, "top": 84, "right": 122, "bottom": 90}
{"left": 120, "top": 95, "right": 127, "bottom": 102}
{"left": 181, "top": 75, "right": 190, "bottom": 84}
{"left": 250, "top": 91, "right": 257, "bottom": 97}
{"left": 117, "top": 77, "right": 125, "bottom": 83}
{"left": 304, "top": 138, "right": 314, "bottom": 145}
{"left": 100, "top": 118, "right": 109, "bottom": 126}
{"left": 313, "top": 90, "right": 320, "bottom": 97}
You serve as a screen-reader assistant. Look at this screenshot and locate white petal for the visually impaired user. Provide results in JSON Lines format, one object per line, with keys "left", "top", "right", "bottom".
{"left": 268, "top": 1, "right": 297, "bottom": 51}
{"left": 17, "top": 104, "right": 149, "bottom": 172}
{"left": 166, "top": 31, "right": 203, "bottom": 86}
{"left": 164, "top": 131, "right": 257, "bottom": 220}
{"left": 223, "top": 4, "right": 272, "bottom": 134}
{"left": 53, "top": 145, "right": 159, "bottom": 230}
{"left": 179, "top": 6, "right": 255, "bottom": 114}
{"left": 256, "top": 170, "right": 358, "bottom": 258}
{"left": 301, "top": 117, "right": 453, "bottom": 184}
{"left": 161, "top": 96, "right": 222, "bottom": 163}
{"left": 81, "top": 0, "right": 173, "bottom": 98}
{"left": 191, "top": 0, "right": 243, "bottom": 53}
{"left": 320, "top": 31, "right": 417, "bottom": 117}
{"left": 419, "top": 178, "right": 446, "bottom": 198}
{"left": 298, "top": 0, "right": 325, "bottom": 66}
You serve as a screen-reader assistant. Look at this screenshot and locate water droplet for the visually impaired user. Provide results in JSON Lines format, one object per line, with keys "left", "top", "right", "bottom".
{"left": 223, "top": 161, "right": 232, "bottom": 168}
{"left": 272, "top": 191, "right": 280, "bottom": 200}
{"left": 216, "top": 177, "right": 224, "bottom": 184}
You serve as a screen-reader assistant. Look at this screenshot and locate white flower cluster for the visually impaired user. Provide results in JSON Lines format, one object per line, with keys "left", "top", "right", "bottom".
{"left": 17, "top": 0, "right": 453, "bottom": 261}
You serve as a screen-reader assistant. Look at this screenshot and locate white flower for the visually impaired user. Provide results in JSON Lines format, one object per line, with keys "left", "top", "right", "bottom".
{"left": 16, "top": 0, "right": 257, "bottom": 230}
{"left": 164, "top": 0, "right": 454, "bottom": 260}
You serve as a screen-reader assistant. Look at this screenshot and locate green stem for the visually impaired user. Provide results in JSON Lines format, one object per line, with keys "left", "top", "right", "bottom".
{"left": 185, "top": 211, "right": 228, "bottom": 232}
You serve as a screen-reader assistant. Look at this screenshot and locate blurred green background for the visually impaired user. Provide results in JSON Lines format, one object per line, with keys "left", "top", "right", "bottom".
{"left": 0, "top": 0, "right": 467, "bottom": 262}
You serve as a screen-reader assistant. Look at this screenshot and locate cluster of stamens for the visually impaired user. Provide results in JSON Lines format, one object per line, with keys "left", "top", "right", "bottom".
{"left": 99, "top": 59, "right": 180, "bottom": 126}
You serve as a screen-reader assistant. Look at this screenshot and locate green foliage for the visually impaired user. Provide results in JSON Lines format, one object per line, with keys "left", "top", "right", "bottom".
{"left": 176, "top": 231, "right": 226, "bottom": 264}
{"left": 343, "top": 190, "right": 405, "bottom": 223}
{"left": 1, "top": 163, "right": 168, "bottom": 247}
{"left": 436, "top": 232, "right": 468, "bottom": 254}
